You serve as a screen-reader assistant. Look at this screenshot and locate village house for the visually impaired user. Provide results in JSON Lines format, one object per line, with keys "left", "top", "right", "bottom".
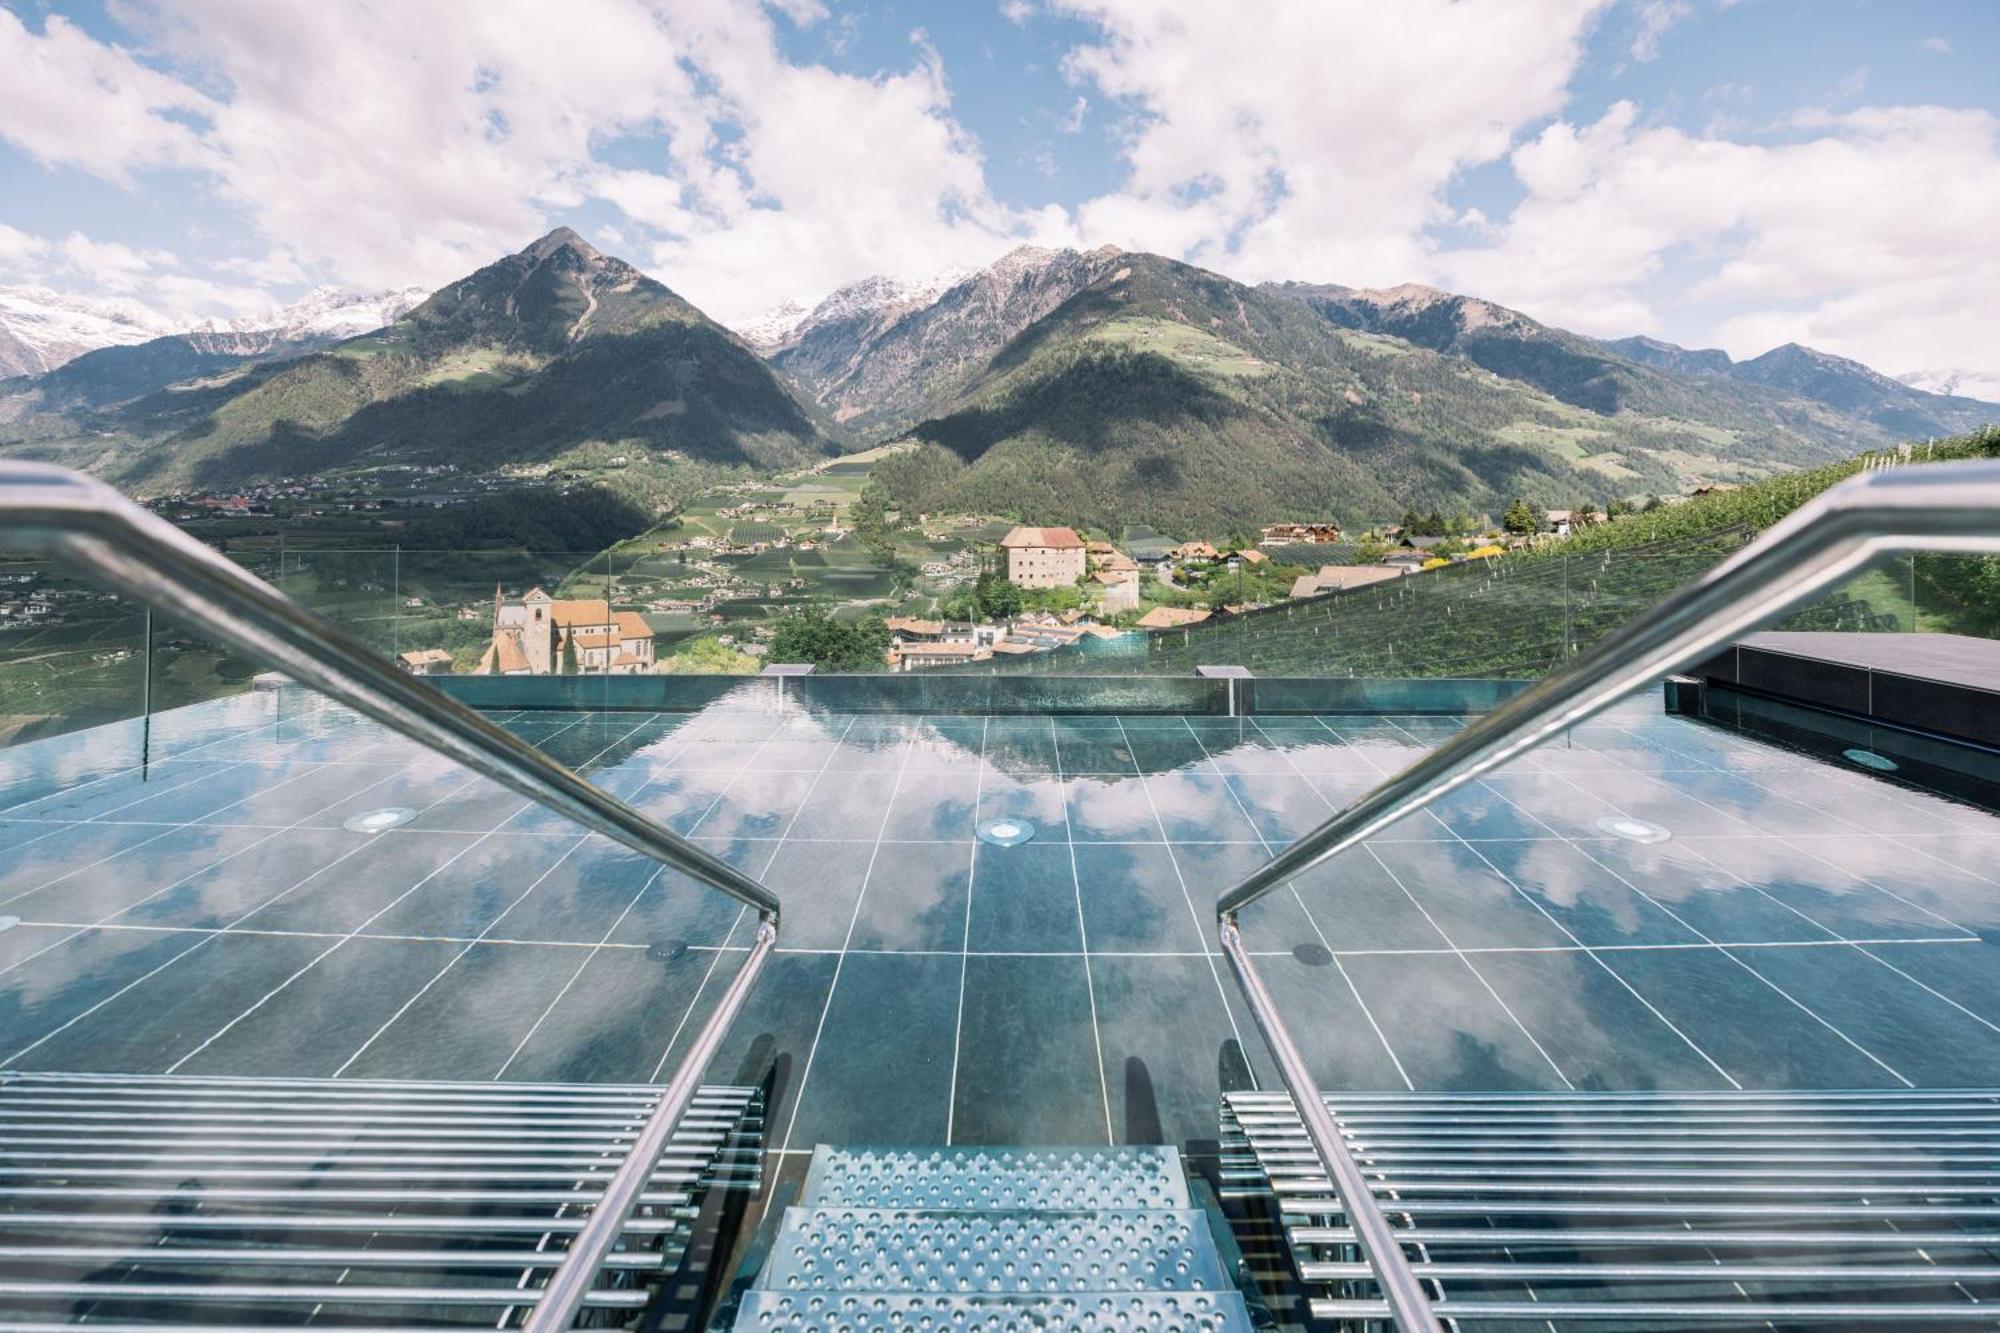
{"left": 1289, "top": 564, "right": 1407, "bottom": 599}
{"left": 999, "top": 526, "right": 1088, "bottom": 587}
{"left": 1259, "top": 522, "right": 1344, "bottom": 546}
{"left": 397, "top": 648, "right": 454, "bottom": 675}
{"left": 476, "top": 587, "right": 657, "bottom": 676}
{"left": 891, "top": 640, "right": 989, "bottom": 671}
{"left": 1094, "top": 571, "right": 1140, "bottom": 614}
{"left": 1135, "top": 606, "right": 1212, "bottom": 630}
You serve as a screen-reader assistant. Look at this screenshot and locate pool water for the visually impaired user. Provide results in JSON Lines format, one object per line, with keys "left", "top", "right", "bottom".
{"left": 1, "top": 691, "right": 1997, "bottom": 1156}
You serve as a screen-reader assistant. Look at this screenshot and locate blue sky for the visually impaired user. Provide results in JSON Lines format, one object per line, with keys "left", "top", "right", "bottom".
{"left": 1, "top": 0, "right": 1996, "bottom": 393}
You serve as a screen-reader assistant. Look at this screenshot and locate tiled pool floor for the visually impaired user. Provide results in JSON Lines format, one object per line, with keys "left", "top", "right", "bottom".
{"left": 1, "top": 693, "right": 1997, "bottom": 1153}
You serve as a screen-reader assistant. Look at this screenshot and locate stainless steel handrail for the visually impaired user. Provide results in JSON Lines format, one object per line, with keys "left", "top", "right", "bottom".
{"left": 1214, "top": 457, "right": 2000, "bottom": 1332}
{"left": 0, "top": 462, "right": 779, "bottom": 923}
{"left": 0, "top": 461, "right": 782, "bottom": 1328}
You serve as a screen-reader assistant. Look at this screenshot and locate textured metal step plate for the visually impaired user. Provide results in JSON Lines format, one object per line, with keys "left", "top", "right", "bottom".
{"left": 734, "top": 1289, "right": 1252, "bottom": 1331}
{"left": 762, "top": 1206, "right": 1230, "bottom": 1295}
{"left": 801, "top": 1146, "right": 1189, "bottom": 1211}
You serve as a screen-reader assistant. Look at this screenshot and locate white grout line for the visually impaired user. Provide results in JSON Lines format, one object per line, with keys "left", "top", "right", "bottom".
{"left": 1115, "top": 715, "right": 1256, "bottom": 1086}
{"left": 944, "top": 715, "right": 989, "bottom": 1147}
{"left": 696, "top": 712, "right": 860, "bottom": 1136}
{"left": 1474, "top": 751, "right": 1915, "bottom": 1088}
{"left": 1350, "top": 715, "right": 1739, "bottom": 1091}
{"left": 328, "top": 715, "right": 663, "bottom": 1078}
{"left": 5, "top": 738, "right": 495, "bottom": 1070}
{"left": 1184, "top": 716, "right": 1415, "bottom": 1091}
{"left": 1053, "top": 716, "right": 1115, "bottom": 1145}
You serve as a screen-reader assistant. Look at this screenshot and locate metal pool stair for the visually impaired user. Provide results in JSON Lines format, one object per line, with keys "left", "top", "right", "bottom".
{"left": 731, "top": 1145, "right": 1254, "bottom": 1330}
{"left": 1223, "top": 1087, "right": 2000, "bottom": 1326}
{"left": 0, "top": 1069, "right": 764, "bottom": 1326}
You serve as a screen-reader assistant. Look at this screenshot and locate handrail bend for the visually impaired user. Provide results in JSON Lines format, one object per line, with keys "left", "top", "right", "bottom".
{"left": 1215, "top": 457, "right": 2000, "bottom": 1332}
{"left": 0, "top": 461, "right": 780, "bottom": 1328}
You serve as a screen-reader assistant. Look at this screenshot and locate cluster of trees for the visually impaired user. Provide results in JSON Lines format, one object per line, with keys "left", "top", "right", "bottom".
{"left": 767, "top": 607, "right": 891, "bottom": 671}
{"left": 940, "top": 570, "right": 1023, "bottom": 622}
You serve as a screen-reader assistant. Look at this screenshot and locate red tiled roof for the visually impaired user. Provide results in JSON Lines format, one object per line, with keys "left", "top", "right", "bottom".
{"left": 999, "top": 525, "right": 1085, "bottom": 550}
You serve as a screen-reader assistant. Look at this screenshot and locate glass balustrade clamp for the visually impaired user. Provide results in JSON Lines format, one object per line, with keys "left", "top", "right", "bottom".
{"left": 1214, "top": 458, "right": 2000, "bottom": 1332}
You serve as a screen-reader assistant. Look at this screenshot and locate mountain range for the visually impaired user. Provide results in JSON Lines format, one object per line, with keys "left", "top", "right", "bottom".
{"left": 0, "top": 230, "right": 828, "bottom": 491}
{"left": 0, "top": 230, "right": 1993, "bottom": 528}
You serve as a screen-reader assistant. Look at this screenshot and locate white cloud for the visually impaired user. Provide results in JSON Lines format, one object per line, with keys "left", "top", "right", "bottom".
{"left": 1630, "top": 0, "right": 1691, "bottom": 61}
{"left": 0, "top": 0, "right": 1993, "bottom": 395}
{"left": 0, "top": 223, "right": 48, "bottom": 268}
{"left": 0, "top": 10, "right": 217, "bottom": 183}
{"left": 1053, "top": 0, "right": 1610, "bottom": 286}
{"left": 3, "top": 0, "right": 1056, "bottom": 323}
{"left": 1920, "top": 36, "right": 1953, "bottom": 55}
{"left": 56, "top": 233, "right": 178, "bottom": 292}
{"left": 1434, "top": 103, "right": 2000, "bottom": 389}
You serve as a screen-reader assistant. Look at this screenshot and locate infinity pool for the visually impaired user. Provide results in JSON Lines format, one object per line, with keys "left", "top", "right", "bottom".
{"left": 2, "top": 690, "right": 1997, "bottom": 1157}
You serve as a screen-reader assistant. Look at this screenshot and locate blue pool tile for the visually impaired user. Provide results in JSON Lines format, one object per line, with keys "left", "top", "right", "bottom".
{"left": 14, "top": 930, "right": 331, "bottom": 1073}
{"left": 358, "top": 833, "right": 584, "bottom": 940}
{"left": 1226, "top": 774, "right": 1337, "bottom": 843}
{"left": 174, "top": 935, "right": 464, "bottom": 1076}
{"left": 1064, "top": 776, "right": 1164, "bottom": 843}
{"left": 1074, "top": 843, "right": 1200, "bottom": 953}
{"left": 847, "top": 843, "right": 970, "bottom": 951}
{"left": 1141, "top": 772, "right": 1261, "bottom": 842}
{"left": 1572, "top": 839, "right": 1837, "bottom": 945}
{"left": 1597, "top": 946, "right": 1904, "bottom": 1088}
{"left": 968, "top": 842, "right": 1081, "bottom": 953}
{"left": 1289, "top": 847, "right": 1453, "bottom": 953}
{"left": 1685, "top": 836, "right": 1973, "bottom": 942}
{"left": 1468, "top": 949, "right": 1735, "bottom": 1091}
{"left": 759, "top": 839, "right": 879, "bottom": 950}
{"left": 784, "top": 952, "right": 958, "bottom": 1146}
{"left": 1338, "top": 952, "right": 1569, "bottom": 1091}
{"left": 1371, "top": 841, "right": 1575, "bottom": 950}
{"left": 976, "top": 775, "right": 1069, "bottom": 834}
{"left": 1089, "top": 954, "right": 1272, "bottom": 1144}
{"left": 340, "top": 941, "right": 585, "bottom": 1080}
{"left": 952, "top": 955, "right": 1107, "bottom": 1144}
{"left": 880, "top": 772, "right": 981, "bottom": 842}
{"left": 1, "top": 823, "right": 273, "bottom": 924}
{"left": 499, "top": 945, "right": 716, "bottom": 1084}
{"left": 1728, "top": 943, "right": 2000, "bottom": 1086}
{"left": 1467, "top": 839, "right": 1705, "bottom": 947}
{"left": 785, "top": 774, "right": 902, "bottom": 840}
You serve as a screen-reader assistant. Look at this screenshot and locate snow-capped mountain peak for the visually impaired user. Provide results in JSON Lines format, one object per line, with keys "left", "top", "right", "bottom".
{"left": 187, "top": 286, "right": 431, "bottom": 344}
{"left": 0, "top": 284, "right": 432, "bottom": 380}
{"left": 735, "top": 267, "right": 972, "bottom": 355}
{"left": 0, "top": 287, "right": 185, "bottom": 379}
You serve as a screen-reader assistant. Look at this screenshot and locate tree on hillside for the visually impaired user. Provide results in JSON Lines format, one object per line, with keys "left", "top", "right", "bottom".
{"left": 973, "top": 570, "right": 1022, "bottom": 619}
{"left": 1503, "top": 498, "right": 1540, "bottom": 535}
{"left": 769, "top": 607, "right": 890, "bottom": 671}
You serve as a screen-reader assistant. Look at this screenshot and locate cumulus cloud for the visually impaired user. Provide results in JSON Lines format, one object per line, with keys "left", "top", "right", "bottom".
{"left": 1434, "top": 102, "right": 2000, "bottom": 387}
{"left": 0, "top": 9, "right": 216, "bottom": 183}
{"left": 1052, "top": 0, "right": 1609, "bottom": 286}
{"left": 0, "top": 223, "right": 48, "bottom": 268}
{"left": 0, "top": 0, "right": 1993, "bottom": 393}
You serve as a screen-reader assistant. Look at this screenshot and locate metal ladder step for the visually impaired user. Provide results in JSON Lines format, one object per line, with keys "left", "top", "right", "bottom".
{"left": 734, "top": 1289, "right": 1251, "bottom": 1330}
{"left": 761, "top": 1206, "right": 1232, "bottom": 1295}
{"left": 734, "top": 1147, "right": 1253, "bottom": 1331}
{"left": 800, "top": 1145, "right": 1191, "bottom": 1211}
